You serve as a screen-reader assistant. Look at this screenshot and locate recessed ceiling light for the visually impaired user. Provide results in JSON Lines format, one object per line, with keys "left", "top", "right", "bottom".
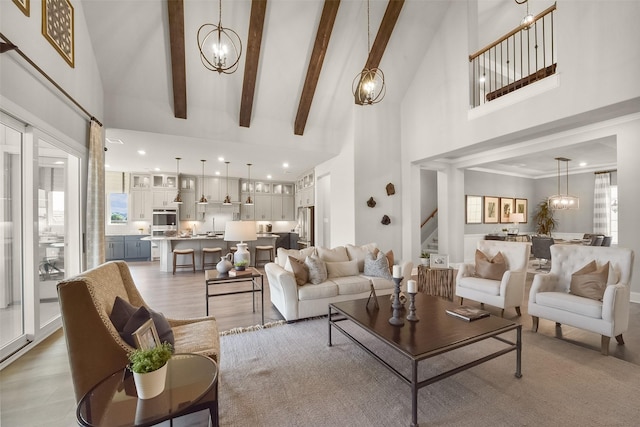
{"left": 54, "top": 161, "right": 64, "bottom": 165}
{"left": 105, "top": 164, "right": 111, "bottom": 168}
{"left": 267, "top": 175, "right": 272, "bottom": 179}
{"left": 283, "top": 163, "right": 289, "bottom": 168}
{"left": 154, "top": 167, "right": 160, "bottom": 171}
{"left": 106, "top": 138, "right": 124, "bottom": 144}
{"left": 138, "top": 150, "right": 146, "bottom": 155}
{"left": 215, "top": 171, "right": 221, "bottom": 176}
{"left": 218, "top": 157, "right": 224, "bottom": 162}
{"left": 579, "top": 162, "right": 587, "bottom": 167}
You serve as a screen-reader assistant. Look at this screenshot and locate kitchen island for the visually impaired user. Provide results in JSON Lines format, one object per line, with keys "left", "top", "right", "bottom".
{"left": 142, "top": 234, "right": 278, "bottom": 272}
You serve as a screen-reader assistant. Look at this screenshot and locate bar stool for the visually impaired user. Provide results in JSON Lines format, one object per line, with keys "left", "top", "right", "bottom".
{"left": 255, "top": 245, "right": 274, "bottom": 268}
{"left": 173, "top": 248, "right": 195, "bottom": 274}
{"left": 202, "top": 247, "right": 223, "bottom": 270}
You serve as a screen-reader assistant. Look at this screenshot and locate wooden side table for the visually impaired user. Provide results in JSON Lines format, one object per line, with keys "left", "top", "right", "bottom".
{"left": 417, "top": 265, "right": 455, "bottom": 301}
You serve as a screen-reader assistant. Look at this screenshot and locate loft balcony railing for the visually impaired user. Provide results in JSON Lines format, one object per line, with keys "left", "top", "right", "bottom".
{"left": 469, "top": 3, "right": 557, "bottom": 108}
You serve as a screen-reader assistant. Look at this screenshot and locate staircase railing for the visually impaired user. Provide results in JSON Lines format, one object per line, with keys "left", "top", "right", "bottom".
{"left": 421, "top": 208, "right": 438, "bottom": 248}
{"left": 469, "top": 3, "right": 557, "bottom": 107}
{"left": 421, "top": 208, "right": 438, "bottom": 229}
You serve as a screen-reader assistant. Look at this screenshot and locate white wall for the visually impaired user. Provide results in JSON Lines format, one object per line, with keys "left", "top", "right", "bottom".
{"left": 1, "top": 0, "right": 104, "bottom": 142}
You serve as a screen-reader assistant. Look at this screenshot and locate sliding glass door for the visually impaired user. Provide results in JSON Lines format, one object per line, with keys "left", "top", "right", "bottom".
{"left": 1, "top": 112, "right": 83, "bottom": 362}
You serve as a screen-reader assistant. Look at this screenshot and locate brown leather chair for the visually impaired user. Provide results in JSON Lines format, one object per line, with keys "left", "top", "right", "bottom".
{"left": 57, "top": 260, "right": 219, "bottom": 402}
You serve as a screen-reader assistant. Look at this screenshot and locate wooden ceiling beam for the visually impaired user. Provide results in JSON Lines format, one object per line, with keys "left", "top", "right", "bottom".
{"left": 167, "top": 0, "right": 187, "bottom": 119}
{"left": 294, "top": 0, "right": 341, "bottom": 136}
{"left": 240, "top": 0, "right": 268, "bottom": 128}
{"left": 355, "top": 0, "right": 405, "bottom": 105}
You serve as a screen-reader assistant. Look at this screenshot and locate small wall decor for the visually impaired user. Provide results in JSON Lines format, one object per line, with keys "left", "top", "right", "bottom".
{"left": 385, "top": 183, "right": 395, "bottom": 196}
{"left": 13, "top": 0, "right": 30, "bottom": 16}
{"left": 515, "top": 198, "right": 528, "bottom": 223}
{"left": 500, "top": 198, "right": 514, "bottom": 223}
{"left": 367, "top": 197, "right": 376, "bottom": 208}
{"left": 42, "top": 0, "right": 75, "bottom": 68}
{"left": 465, "top": 195, "right": 483, "bottom": 224}
{"left": 484, "top": 196, "right": 499, "bottom": 224}
{"left": 381, "top": 215, "right": 391, "bottom": 225}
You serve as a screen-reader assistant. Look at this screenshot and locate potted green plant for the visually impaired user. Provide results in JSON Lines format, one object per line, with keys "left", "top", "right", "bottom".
{"left": 420, "top": 251, "right": 430, "bottom": 266}
{"left": 533, "top": 200, "right": 558, "bottom": 236}
{"left": 128, "top": 342, "right": 173, "bottom": 399}
{"left": 234, "top": 259, "right": 249, "bottom": 271}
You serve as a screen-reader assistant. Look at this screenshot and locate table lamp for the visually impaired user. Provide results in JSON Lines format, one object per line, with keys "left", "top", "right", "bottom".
{"left": 224, "top": 221, "right": 257, "bottom": 266}
{"left": 509, "top": 213, "right": 525, "bottom": 235}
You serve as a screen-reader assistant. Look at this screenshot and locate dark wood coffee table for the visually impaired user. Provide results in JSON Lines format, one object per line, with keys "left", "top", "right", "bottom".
{"left": 76, "top": 354, "right": 218, "bottom": 427}
{"left": 328, "top": 294, "right": 521, "bottom": 427}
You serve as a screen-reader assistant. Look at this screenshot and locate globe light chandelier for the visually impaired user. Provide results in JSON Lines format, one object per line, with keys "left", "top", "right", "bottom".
{"left": 515, "top": 0, "right": 535, "bottom": 29}
{"left": 352, "top": 0, "right": 385, "bottom": 105}
{"left": 197, "top": 0, "right": 243, "bottom": 74}
{"left": 548, "top": 157, "right": 580, "bottom": 210}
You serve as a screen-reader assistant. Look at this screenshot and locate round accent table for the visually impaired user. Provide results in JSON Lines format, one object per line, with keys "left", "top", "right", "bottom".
{"left": 76, "top": 353, "right": 218, "bottom": 427}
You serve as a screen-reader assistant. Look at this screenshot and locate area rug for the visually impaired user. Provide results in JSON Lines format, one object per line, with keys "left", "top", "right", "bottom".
{"left": 217, "top": 318, "right": 640, "bottom": 427}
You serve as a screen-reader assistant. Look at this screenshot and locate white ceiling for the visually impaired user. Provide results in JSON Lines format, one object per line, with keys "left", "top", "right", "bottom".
{"left": 82, "top": 0, "right": 616, "bottom": 181}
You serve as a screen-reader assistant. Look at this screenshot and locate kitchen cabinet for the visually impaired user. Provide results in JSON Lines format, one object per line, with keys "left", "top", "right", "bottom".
{"left": 130, "top": 190, "right": 152, "bottom": 220}
{"left": 152, "top": 189, "right": 177, "bottom": 208}
{"left": 203, "top": 177, "right": 240, "bottom": 203}
{"left": 254, "top": 195, "right": 272, "bottom": 220}
{"left": 130, "top": 173, "right": 151, "bottom": 189}
{"left": 152, "top": 174, "right": 177, "bottom": 189}
{"left": 272, "top": 195, "right": 295, "bottom": 220}
{"left": 124, "top": 235, "right": 151, "bottom": 260}
{"left": 105, "top": 236, "right": 125, "bottom": 261}
{"left": 179, "top": 197, "right": 199, "bottom": 220}
{"left": 296, "top": 186, "right": 314, "bottom": 207}
{"left": 180, "top": 175, "right": 197, "bottom": 191}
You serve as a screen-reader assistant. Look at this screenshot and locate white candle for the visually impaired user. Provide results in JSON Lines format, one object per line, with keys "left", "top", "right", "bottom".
{"left": 392, "top": 265, "right": 401, "bottom": 278}
{"left": 407, "top": 280, "right": 417, "bottom": 294}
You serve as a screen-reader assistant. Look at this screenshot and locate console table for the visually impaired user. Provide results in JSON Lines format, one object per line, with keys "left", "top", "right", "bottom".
{"left": 417, "top": 265, "right": 455, "bottom": 301}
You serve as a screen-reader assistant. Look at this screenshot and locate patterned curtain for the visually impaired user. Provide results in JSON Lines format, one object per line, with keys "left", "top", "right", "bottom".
{"left": 86, "top": 120, "right": 105, "bottom": 269}
{"left": 593, "top": 173, "right": 610, "bottom": 235}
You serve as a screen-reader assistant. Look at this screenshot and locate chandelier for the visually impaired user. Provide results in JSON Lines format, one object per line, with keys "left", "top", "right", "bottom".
{"left": 198, "top": 160, "right": 208, "bottom": 205}
{"left": 245, "top": 163, "right": 254, "bottom": 206}
{"left": 173, "top": 157, "right": 183, "bottom": 204}
{"left": 197, "top": 0, "right": 243, "bottom": 74}
{"left": 223, "top": 161, "right": 232, "bottom": 205}
{"left": 352, "top": 0, "right": 385, "bottom": 105}
{"left": 548, "top": 157, "right": 579, "bottom": 210}
{"left": 515, "top": 0, "right": 535, "bottom": 29}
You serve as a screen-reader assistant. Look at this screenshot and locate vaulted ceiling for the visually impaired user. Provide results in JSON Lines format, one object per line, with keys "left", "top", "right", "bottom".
{"left": 83, "top": 0, "right": 449, "bottom": 180}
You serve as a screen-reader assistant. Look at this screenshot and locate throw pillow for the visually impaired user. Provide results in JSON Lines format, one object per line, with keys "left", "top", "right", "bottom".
{"left": 110, "top": 296, "right": 175, "bottom": 348}
{"left": 317, "top": 246, "right": 349, "bottom": 262}
{"left": 373, "top": 248, "right": 395, "bottom": 275}
{"left": 285, "top": 255, "right": 310, "bottom": 286}
{"left": 277, "top": 247, "right": 316, "bottom": 268}
{"left": 570, "top": 261, "right": 609, "bottom": 300}
{"left": 363, "top": 251, "right": 393, "bottom": 280}
{"left": 326, "top": 260, "right": 359, "bottom": 278}
{"left": 346, "top": 243, "right": 378, "bottom": 272}
{"left": 475, "top": 250, "right": 507, "bottom": 280}
{"left": 305, "top": 255, "right": 328, "bottom": 284}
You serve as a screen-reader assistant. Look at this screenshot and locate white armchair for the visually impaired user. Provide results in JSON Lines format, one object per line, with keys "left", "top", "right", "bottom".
{"left": 456, "top": 240, "right": 531, "bottom": 317}
{"left": 529, "top": 245, "right": 634, "bottom": 355}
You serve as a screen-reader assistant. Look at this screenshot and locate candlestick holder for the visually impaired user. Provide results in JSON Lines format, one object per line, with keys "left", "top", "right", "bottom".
{"left": 406, "top": 292, "right": 419, "bottom": 322}
{"left": 388, "top": 277, "right": 404, "bottom": 326}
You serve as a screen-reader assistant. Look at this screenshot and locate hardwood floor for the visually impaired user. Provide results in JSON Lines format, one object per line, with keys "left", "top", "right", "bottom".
{"left": 1, "top": 261, "right": 639, "bottom": 426}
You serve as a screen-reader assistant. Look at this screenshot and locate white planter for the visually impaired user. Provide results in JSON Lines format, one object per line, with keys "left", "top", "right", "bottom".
{"left": 133, "top": 363, "right": 168, "bottom": 399}
{"left": 420, "top": 258, "right": 430, "bottom": 266}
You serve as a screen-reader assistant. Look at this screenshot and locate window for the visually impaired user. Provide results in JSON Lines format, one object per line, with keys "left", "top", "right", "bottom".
{"left": 109, "top": 193, "right": 129, "bottom": 224}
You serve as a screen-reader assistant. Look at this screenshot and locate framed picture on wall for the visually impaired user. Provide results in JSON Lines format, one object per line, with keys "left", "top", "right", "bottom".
{"left": 484, "top": 196, "right": 499, "bottom": 223}
{"left": 500, "top": 198, "right": 514, "bottom": 223}
{"left": 465, "top": 195, "right": 483, "bottom": 224}
{"left": 42, "top": 0, "right": 75, "bottom": 67}
{"left": 12, "top": 0, "right": 30, "bottom": 16}
{"left": 515, "top": 198, "right": 528, "bottom": 223}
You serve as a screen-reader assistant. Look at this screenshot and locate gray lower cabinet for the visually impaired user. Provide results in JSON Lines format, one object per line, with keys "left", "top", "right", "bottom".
{"left": 105, "top": 236, "right": 125, "bottom": 261}
{"left": 106, "top": 235, "right": 151, "bottom": 261}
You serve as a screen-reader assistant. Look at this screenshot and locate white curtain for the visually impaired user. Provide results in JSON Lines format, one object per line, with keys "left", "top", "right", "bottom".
{"left": 593, "top": 173, "right": 610, "bottom": 235}
{"left": 86, "top": 120, "right": 105, "bottom": 269}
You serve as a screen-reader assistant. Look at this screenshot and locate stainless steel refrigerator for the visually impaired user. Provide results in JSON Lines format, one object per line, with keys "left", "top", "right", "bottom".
{"left": 296, "top": 206, "right": 314, "bottom": 248}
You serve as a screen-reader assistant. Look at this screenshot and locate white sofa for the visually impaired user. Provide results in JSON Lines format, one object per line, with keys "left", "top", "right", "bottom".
{"left": 265, "top": 244, "right": 413, "bottom": 321}
{"left": 529, "top": 245, "right": 634, "bottom": 355}
{"left": 456, "top": 240, "right": 531, "bottom": 317}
